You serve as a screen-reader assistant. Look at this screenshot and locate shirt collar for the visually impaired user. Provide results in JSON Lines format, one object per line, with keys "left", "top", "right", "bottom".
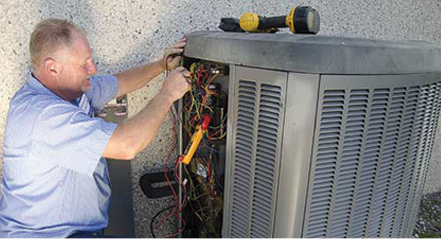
{"left": 28, "top": 73, "right": 57, "bottom": 97}
{"left": 27, "top": 73, "right": 83, "bottom": 104}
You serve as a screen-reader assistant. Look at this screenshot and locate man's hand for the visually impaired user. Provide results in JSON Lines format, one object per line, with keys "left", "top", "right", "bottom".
{"left": 160, "top": 67, "right": 191, "bottom": 102}
{"left": 105, "top": 66, "right": 191, "bottom": 160}
{"left": 162, "top": 37, "right": 186, "bottom": 71}
{"left": 114, "top": 37, "right": 186, "bottom": 97}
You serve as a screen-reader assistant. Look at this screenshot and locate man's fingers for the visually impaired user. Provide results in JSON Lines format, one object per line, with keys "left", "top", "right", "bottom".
{"left": 171, "top": 41, "right": 186, "bottom": 49}
{"left": 181, "top": 69, "right": 190, "bottom": 78}
{"left": 165, "top": 45, "right": 184, "bottom": 56}
{"left": 176, "top": 37, "right": 187, "bottom": 44}
{"left": 175, "top": 66, "right": 186, "bottom": 72}
{"left": 166, "top": 48, "right": 184, "bottom": 57}
{"left": 167, "top": 55, "right": 182, "bottom": 62}
{"left": 165, "top": 48, "right": 184, "bottom": 60}
{"left": 165, "top": 48, "right": 183, "bottom": 55}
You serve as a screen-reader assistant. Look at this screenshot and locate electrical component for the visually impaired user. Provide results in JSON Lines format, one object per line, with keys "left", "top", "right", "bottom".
{"left": 179, "top": 61, "right": 228, "bottom": 237}
{"left": 179, "top": 115, "right": 211, "bottom": 165}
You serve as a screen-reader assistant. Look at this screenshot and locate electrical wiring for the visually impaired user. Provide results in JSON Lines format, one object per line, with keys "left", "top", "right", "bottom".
{"left": 174, "top": 61, "right": 227, "bottom": 237}
{"left": 183, "top": 63, "right": 226, "bottom": 142}
{"left": 151, "top": 60, "right": 188, "bottom": 237}
{"left": 159, "top": 155, "right": 187, "bottom": 238}
{"left": 183, "top": 155, "right": 222, "bottom": 225}
{"left": 184, "top": 165, "right": 204, "bottom": 222}
{"left": 160, "top": 106, "right": 194, "bottom": 238}
{"left": 151, "top": 205, "right": 174, "bottom": 238}
{"left": 153, "top": 108, "right": 189, "bottom": 238}
{"left": 154, "top": 110, "right": 182, "bottom": 236}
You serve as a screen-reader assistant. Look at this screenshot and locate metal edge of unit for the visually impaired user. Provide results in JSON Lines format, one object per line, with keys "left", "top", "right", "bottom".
{"left": 183, "top": 31, "right": 441, "bottom": 75}
{"left": 221, "top": 64, "right": 237, "bottom": 238}
{"left": 300, "top": 73, "right": 325, "bottom": 237}
{"left": 271, "top": 72, "right": 321, "bottom": 238}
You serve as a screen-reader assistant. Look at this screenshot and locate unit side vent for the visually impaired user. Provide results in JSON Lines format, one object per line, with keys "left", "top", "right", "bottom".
{"left": 250, "top": 84, "right": 283, "bottom": 237}
{"left": 230, "top": 80, "right": 256, "bottom": 237}
{"left": 230, "top": 79, "right": 285, "bottom": 238}
{"left": 307, "top": 89, "right": 345, "bottom": 238}
{"left": 306, "top": 81, "right": 441, "bottom": 238}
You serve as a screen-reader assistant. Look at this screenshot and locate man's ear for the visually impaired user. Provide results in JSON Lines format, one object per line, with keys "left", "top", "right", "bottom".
{"left": 43, "top": 58, "right": 58, "bottom": 76}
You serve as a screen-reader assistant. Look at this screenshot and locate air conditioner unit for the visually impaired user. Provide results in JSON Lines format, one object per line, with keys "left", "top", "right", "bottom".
{"left": 179, "top": 31, "right": 441, "bottom": 238}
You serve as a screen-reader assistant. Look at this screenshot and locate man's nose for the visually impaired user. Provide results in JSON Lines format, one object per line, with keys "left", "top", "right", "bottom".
{"left": 88, "top": 61, "right": 98, "bottom": 75}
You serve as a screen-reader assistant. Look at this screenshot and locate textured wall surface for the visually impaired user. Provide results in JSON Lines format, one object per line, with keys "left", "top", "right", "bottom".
{"left": 1, "top": 0, "right": 441, "bottom": 237}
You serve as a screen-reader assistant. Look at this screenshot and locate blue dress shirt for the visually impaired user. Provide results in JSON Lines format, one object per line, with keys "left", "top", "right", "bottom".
{"left": 0, "top": 74, "right": 118, "bottom": 237}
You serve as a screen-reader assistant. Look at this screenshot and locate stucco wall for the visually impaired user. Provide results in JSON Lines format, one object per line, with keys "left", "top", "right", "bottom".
{"left": 1, "top": 0, "right": 441, "bottom": 237}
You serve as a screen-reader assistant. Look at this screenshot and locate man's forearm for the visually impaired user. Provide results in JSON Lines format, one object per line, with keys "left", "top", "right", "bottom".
{"left": 130, "top": 92, "right": 173, "bottom": 152}
{"left": 114, "top": 60, "right": 165, "bottom": 98}
{"left": 103, "top": 92, "right": 174, "bottom": 159}
{"left": 103, "top": 66, "right": 189, "bottom": 160}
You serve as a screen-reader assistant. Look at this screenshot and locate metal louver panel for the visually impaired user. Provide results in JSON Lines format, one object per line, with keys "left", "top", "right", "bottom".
{"left": 349, "top": 88, "right": 389, "bottom": 237}
{"left": 226, "top": 67, "right": 286, "bottom": 238}
{"left": 306, "top": 89, "right": 344, "bottom": 238}
{"left": 230, "top": 80, "right": 256, "bottom": 237}
{"left": 402, "top": 82, "right": 441, "bottom": 236}
{"left": 305, "top": 75, "right": 441, "bottom": 238}
{"left": 251, "top": 84, "right": 283, "bottom": 238}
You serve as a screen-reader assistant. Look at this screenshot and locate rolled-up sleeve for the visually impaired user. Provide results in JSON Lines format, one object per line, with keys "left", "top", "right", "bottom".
{"left": 31, "top": 102, "right": 117, "bottom": 177}
{"left": 86, "top": 75, "right": 119, "bottom": 111}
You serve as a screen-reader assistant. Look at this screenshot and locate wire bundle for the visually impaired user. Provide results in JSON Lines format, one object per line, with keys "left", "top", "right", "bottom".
{"left": 185, "top": 154, "right": 223, "bottom": 237}
{"left": 150, "top": 109, "right": 187, "bottom": 238}
{"left": 183, "top": 63, "right": 227, "bottom": 141}
{"left": 152, "top": 62, "right": 226, "bottom": 237}
{"left": 182, "top": 63, "right": 225, "bottom": 237}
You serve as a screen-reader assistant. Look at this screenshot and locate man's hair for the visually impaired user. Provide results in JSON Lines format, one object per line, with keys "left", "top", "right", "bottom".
{"left": 29, "top": 18, "right": 84, "bottom": 69}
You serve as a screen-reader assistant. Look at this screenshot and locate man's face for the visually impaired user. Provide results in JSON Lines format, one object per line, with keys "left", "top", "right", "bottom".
{"left": 56, "top": 31, "right": 97, "bottom": 100}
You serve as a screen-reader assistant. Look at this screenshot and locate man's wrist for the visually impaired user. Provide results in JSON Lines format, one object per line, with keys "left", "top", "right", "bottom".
{"left": 156, "top": 90, "right": 175, "bottom": 105}
{"left": 157, "top": 59, "right": 166, "bottom": 72}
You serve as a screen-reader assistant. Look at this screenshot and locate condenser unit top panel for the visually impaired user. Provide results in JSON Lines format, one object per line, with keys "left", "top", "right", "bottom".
{"left": 184, "top": 31, "right": 441, "bottom": 75}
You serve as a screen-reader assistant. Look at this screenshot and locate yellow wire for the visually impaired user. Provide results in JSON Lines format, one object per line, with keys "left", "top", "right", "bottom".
{"left": 184, "top": 165, "right": 204, "bottom": 222}
{"left": 182, "top": 63, "right": 226, "bottom": 223}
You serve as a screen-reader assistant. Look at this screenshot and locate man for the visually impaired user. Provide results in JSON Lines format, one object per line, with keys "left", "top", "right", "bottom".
{"left": 0, "top": 18, "right": 190, "bottom": 237}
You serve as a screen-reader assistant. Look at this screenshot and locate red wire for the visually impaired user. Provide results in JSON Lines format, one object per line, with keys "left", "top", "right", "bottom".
{"left": 158, "top": 109, "right": 195, "bottom": 238}
{"left": 156, "top": 110, "right": 189, "bottom": 237}
{"left": 159, "top": 148, "right": 187, "bottom": 238}
{"left": 208, "top": 127, "right": 224, "bottom": 140}
{"left": 157, "top": 64, "right": 219, "bottom": 237}
{"left": 163, "top": 220, "right": 186, "bottom": 238}
{"left": 156, "top": 111, "right": 179, "bottom": 231}
{"left": 175, "top": 159, "right": 187, "bottom": 214}
{"left": 154, "top": 61, "right": 187, "bottom": 237}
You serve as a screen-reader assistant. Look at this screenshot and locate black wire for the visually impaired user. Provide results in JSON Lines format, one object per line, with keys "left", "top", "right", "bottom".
{"left": 150, "top": 205, "right": 174, "bottom": 238}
